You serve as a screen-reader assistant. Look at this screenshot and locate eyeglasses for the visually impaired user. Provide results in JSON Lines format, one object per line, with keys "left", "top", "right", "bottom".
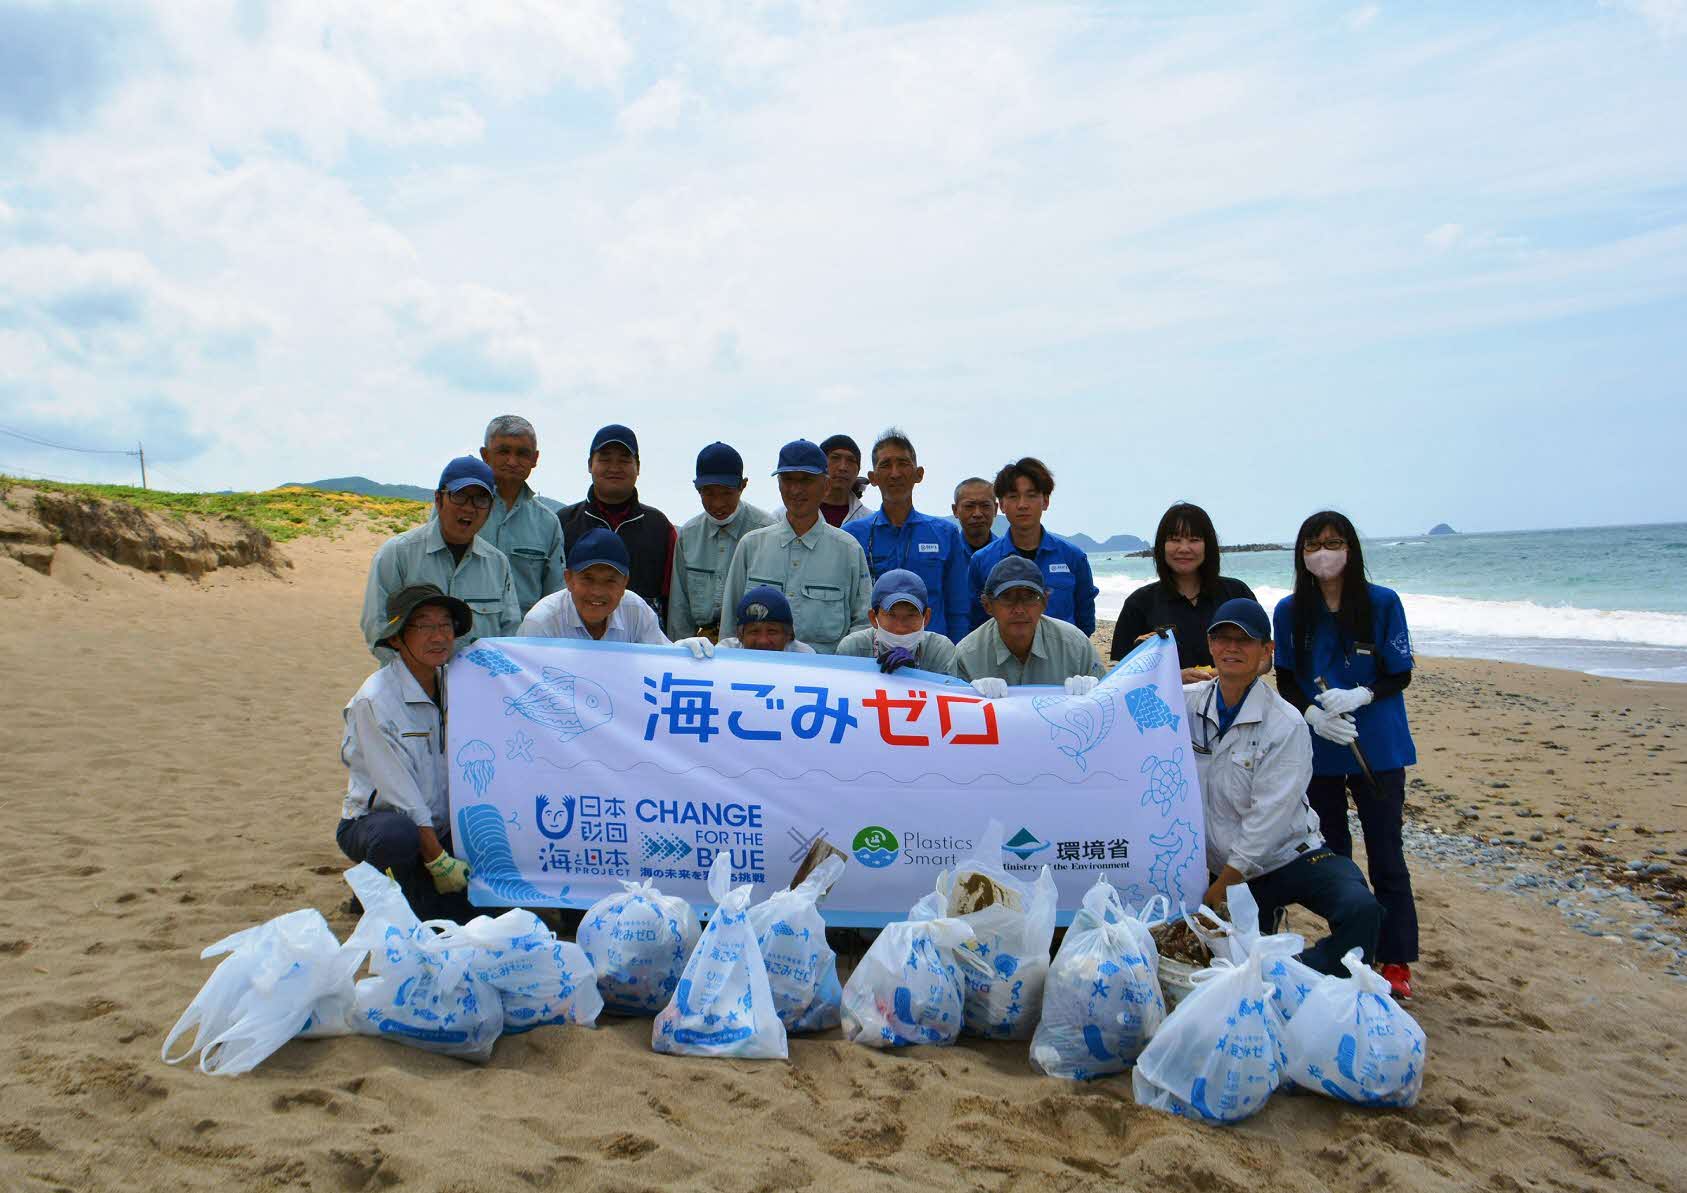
{"left": 445, "top": 488, "right": 493, "bottom": 511}
{"left": 1206, "top": 631, "right": 1256, "bottom": 646}
{"left": 406, "top": 619, "right": 456, "bottom": 637}
{"left": 990, "top": 590, "right": 1046, "bottom": 608}
{"left": 1303, "top": 537, "right": 1347, "bottom": 552}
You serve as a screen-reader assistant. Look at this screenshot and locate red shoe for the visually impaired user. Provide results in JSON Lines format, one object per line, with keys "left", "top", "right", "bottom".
{"left": 1381, "top": 963, "right": 1413, "bottom": 1001}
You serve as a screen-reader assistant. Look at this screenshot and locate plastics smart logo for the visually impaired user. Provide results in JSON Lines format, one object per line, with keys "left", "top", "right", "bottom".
{"left": 852, "top": 825, "right": 900, "bottom": 869}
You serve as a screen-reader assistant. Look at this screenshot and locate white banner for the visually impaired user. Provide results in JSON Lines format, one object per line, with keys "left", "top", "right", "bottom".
{"left": 446, "top": 634, "right": 1207, "bottom": 925}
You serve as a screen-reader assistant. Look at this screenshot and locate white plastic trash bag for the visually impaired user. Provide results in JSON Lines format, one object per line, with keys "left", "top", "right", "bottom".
{"left": 433, "top": 909, "right": 603, "bottom": 1033}
{"left": 922, "top": 821, "right": 1057, "bottom": 1040}
{"left": 652, "top": 855, "right": 788, "bottom": 1059}
{"left": 163, "top": 908, "right": 360, "bottom": 1076}
{"left": 1190, "top": 884, "right": 1321, "bottom": 1024}
{"left": 1131, "top": 939, "right": 1296, "bottom": 1124}
{"left": 1030, "top": 880, "right": 1165, "bottom": 1080}
{"left": 344, "top": 863, "right": 504, "bottom": 1061}
{"left": 746, "top": 856, "right": 845, "bottom": 1033}
{"left": 577, "top": 877, "right": 701, "bottom": 1015}
{"left": 841, "top": 915, "right": 974, "bottom": 1048}
{"left": 1281, "top": 948, "right": 1426, "bottom": 1107}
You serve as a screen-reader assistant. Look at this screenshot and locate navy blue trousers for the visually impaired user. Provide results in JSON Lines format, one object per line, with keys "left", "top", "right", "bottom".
{"left": 1307, "top": 767, "right": 1419, "bottom": 964}
{"left": 336, "top": 813, "right": 472, "bottom": 924}
{"left": 1246, "top": 847, "right": 1383, "bottom": 977}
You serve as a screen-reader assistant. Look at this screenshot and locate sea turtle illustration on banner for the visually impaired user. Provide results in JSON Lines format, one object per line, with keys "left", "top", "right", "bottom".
{"left": 1032, "top": 691, "right": 1117, "bottom": 773}
{"left": 1139, "top": 748, "right": 1187, "bottom": 814}
{"left": 502, "top": 666, "right": 613, "bottom": 743}
{"left": 1124, "top": 683, "right": 1180, "bottom": 734}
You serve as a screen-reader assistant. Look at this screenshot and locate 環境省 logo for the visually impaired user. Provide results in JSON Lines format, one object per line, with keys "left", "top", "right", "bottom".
{"left": 852, "top": 825, "right": 900, "bottom": 869}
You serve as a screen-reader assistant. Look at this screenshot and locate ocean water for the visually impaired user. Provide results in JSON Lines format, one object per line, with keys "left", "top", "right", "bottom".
{"left": 1088, "top": 522, "right": 1687, "bottom": 684}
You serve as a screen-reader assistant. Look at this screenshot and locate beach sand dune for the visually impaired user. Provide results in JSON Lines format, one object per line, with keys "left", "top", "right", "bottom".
{"left": 3, "top": 534, "right": 1685, "bottom": 1192}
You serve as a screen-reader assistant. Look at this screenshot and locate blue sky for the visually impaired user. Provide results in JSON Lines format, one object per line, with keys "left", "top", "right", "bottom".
{"left": 1, "top": 0, "right": 1683, "bottom": 541}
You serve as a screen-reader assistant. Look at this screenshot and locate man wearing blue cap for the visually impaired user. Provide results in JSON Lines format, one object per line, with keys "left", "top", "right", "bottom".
{"left": 667, "top": 442, "right": 776, "bottom": 643}
{"left": 955, "top": 556, "right": 1104, "bottom": 694}
{"left": 557, "top": 424, "right": 677, "bottom": 622}
{"left": 836, "top": 569, "right": 959, "bottom": 675}
{"left": 1184, "top": 598, "right": 1382, "bottom": 976}
{"left": 717, "top": 440, "right": 870, "bottom": 653}
{"left": 518, "top": 528, "right": 672, "bottom": 645}
{"left": 716, "top": 586, "right": 816, "bottom": 653}
{"left": 359, "top": 456, "right": 521, "bottom": 659}
{"left": 842, "top": 429, "right": 971, "bottom": 642}
{"left": 477, "top": 414, "right": 564, "bottom": 616}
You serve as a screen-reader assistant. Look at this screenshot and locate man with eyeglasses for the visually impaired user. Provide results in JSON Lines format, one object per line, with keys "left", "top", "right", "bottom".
{"left": 1184, "top": 597, "right": 1382, "bottom": 976}
{"left": 954, "top": 556, "right": 1105, "bottom": 696}
{"left": 360, "top": 456, "right": 521, "bottom": 660}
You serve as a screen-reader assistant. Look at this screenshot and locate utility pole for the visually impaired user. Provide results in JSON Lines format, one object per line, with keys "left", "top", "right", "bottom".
{"left": 137, "top": 442, "right": 147, "bottom": 490}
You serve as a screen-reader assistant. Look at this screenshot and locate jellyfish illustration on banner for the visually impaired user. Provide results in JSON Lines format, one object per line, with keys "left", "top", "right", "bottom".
{"left": 455, "top": 740, "right": 496, "bottom": 797}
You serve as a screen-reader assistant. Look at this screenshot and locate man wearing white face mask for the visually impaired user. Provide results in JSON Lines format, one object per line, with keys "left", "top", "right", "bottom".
{"left": 835, "top": 569, "right": 960, "bottom": 675}
{"left": 667, "top": 442, "right": 776, "bottom": 643}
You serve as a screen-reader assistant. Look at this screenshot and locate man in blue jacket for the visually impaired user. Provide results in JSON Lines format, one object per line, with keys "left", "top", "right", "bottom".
{"left": 842, "top": 428, "right": 971, "bottom": 642}
{"left": 965, "top": 456, "right": 1098, "bottom": 635}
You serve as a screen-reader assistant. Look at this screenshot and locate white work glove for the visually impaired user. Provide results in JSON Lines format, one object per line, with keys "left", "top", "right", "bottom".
{"left": 1305, "top": 703, "right": 1359, "bottom": 746}
{"left": 676, "top": 637, "right": 715, "bottom": 659}
{"left": 1063, "top": 675, "right": 1100, "bottom": 696}
{"left": 971, "top": 677, "right": 1010, "bottom": 700}
{"left": 1315, "top": 685, "right": 1373, "bottom": 716}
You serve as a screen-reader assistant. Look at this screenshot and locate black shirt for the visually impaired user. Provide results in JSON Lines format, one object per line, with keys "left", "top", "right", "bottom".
{"left": 1108, "top": 576, "right": 1257, "bottom": 665}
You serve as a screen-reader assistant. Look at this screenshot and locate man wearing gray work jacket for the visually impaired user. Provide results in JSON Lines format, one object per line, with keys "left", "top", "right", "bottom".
{"left": 667, "top": 441, "right": 775, "bottom": 642}
{"left": 476, "top": 414, "right": 564, "bottom": 616}
{"left": 360, "top": 456, "right": 521, "bottom": 660}
{"left": 955, "top": 556, "right": 1105, "bottom": 694}
{"left": 717, "top": 439, "right": 870, "bottom": 653}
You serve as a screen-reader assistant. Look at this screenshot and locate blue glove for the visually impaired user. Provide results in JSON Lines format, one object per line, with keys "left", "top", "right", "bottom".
{"left": 879, "top": 646, "right": 917, "bottom": 674}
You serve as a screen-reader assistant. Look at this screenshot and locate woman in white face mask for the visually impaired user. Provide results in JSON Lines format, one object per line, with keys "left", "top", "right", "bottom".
{"left": 1270, "top": 510, "right": 1419, "bottom": 1002}
{"left": 834, "top": 569, "right": 960, "bottom": 676}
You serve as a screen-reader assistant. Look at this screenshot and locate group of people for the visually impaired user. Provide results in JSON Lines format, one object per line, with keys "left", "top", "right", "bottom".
{"left": 339, "top": 415, "right": 1421, "bottom": 1000}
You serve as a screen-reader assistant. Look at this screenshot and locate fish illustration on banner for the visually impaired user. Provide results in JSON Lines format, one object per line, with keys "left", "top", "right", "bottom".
{"left": 1032, "top": 691, "right": 1117, "bottom": 773}
{"left": 502, "top": 667, "right": 613, "bottom": 743}
{"left": 1124, "top": 684, "right": 1180, "bottom": 734}
{"left": 458, "top": 803, "right": 556, "bottom": 905}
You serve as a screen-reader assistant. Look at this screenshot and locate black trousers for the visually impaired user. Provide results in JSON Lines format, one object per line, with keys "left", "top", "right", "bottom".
{"left": 336, "top": 813, "right": 473, "bottom": 924}
{"left": 1246, "top": 848, "right": 1382, "bottom": 976}
{"left": 1306, "top": 767, "right": 1419, "bottom": 964}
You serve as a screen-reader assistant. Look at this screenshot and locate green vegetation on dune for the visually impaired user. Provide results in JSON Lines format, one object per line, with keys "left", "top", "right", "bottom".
{"left": 0, "top": 476, "right": 430, "bottom": 542}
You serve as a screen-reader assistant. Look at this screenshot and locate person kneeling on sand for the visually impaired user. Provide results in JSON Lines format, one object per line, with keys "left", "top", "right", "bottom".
{"left": 1185, "top": 597, "right": 1383, "bottom": 975}
{"left": 955, "top": 556, "right": 1105, "bottom": 698}
{"left": 835, "top": 569, "right": 959, "bottom": 675}
{"left": 337, "top": 584, "right": 474, "bottom": 921}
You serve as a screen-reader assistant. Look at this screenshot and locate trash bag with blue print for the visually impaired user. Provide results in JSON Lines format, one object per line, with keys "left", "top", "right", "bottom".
{"left": 916, "top": 820, "right": 1057, "bottom": 1040}
{"left": 429, "top": 909, "right": 603, "bottom": 1033}
{"left": 1130, "top": 933, "right": 1299, "bottom": 1124}
{"left": 1182, "top": 883, "right": 1322, "bottom": 1025}
{"left": 162, "top": 908, "right": 362, "bottom": 1077}
{"left": 652, "top": 854, "right": 788, "bottom": 1059}
{"left": 1280, "top": 947, "right": 1426, "bottom": 1107}
{"left": 841, "top": 911, "right": 975, "bottom": 1049}
{"left": 576, "top": 876, "right": 702, "bottom": 1016}
{"left": 343, "top": 863, "right": 504, "bottom": 1062}
{"left": 1029, "top": 878, "right": 1166, "bottom": 1080}
{"left": 745, "top": 855, "right": 846, "bottom": 1033}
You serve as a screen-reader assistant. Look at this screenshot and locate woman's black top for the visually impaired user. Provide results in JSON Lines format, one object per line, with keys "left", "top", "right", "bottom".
{"left": 1108, "top": 576, "right": 1257, "bottom": 665}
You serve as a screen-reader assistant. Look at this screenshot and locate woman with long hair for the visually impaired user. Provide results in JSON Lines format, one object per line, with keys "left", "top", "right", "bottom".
{"left": 1109, "top": 502, "right": 1256, "bottom": 682}
{"left": 1271, "top": 510, "right": 1419, "bottom": 1000}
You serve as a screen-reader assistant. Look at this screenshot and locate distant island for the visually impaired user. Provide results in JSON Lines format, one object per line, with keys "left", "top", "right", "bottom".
{"left": 1124, "top": 541, "right": 1287, "bottom": 558}
{"left": 1067, "top": 532, "right": 1150, "bottom": 553}
{"left": 1427, "top": 523, "right": 1457, "bottom": 536}
{"left": 286, "top": 475, "right": 564, "bottom": 512}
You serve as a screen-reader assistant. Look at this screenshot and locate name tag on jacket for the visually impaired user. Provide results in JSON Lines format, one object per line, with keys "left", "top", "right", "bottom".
{"left": 1048, "top": 563, "right": 1071, "bottom": 574}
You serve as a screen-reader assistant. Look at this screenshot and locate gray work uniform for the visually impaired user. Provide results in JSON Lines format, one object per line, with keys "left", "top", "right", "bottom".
{"left": 717, "top": 518, "right": 870, "bottom": 654}
{"left": 360, "top": 521, "right": 521, "bottom": 660}
{"left": 835, "top": 628, "right": 960, "bottom": 676}
{"left": 479, "top": 484, "right": 564, "bottom": 615}
{"left": 667, "top": 501, "right": 775, "bottom": 640}
{"left": 953, "top": 616, "right": 1105, "bottom": 685}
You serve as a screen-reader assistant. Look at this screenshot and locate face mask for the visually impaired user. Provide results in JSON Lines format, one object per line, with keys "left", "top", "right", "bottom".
{"left": 706, "top": 510, "right": 737, "bottom": 528}
{"left": 1304, "top": 548, "right": 1348, "bottom": 580}
{"left": 874, "top": 627, "right": 923, "bottom": 653}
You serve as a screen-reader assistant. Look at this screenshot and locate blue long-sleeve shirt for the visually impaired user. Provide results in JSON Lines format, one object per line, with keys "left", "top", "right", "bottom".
{"left": 840, "top": 508, "right": 972, "bottom": 641}
{"left": 966, "top": 528, "right": 1098, "bottom": 636}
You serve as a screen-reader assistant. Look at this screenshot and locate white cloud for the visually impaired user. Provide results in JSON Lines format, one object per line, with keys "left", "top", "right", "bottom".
{"left": 1425, "top": 222, "right": 1464, "bottom": 251}
{"left": 1346, "top": 5, "right": 1382, "bottom": 32}
{"left": 620, "top": 74, "right": 702, "bottom": 136}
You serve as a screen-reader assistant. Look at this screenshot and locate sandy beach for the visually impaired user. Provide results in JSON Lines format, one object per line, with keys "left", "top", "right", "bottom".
{"left": 4, "top": 526, "right": 1686, "bottom": 1193}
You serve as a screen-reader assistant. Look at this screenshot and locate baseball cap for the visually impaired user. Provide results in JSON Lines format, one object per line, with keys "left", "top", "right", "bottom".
{"left": 736, "top": 585, "right": 794, "bottom": 626}
{"left": 589, "top": 424, "right": 639, "bottom": 458}
{"left": 566, "top": 528, "right": 630, "bottom": 576}
{"left": 693, "top": 441, "right": 746, "bottom": 488}
{"left": 871, "top": 568, "right": 928, "bottom": 612}
{"left": 381, "top": 583, "right": 471, "bottom": 641}
{"left": 1208, "top": 598, "right": 1272, "bottom": 641}
{"left": 984, "top": 555, "right": 1048, "bottom": 599}
{"left": 437, "top": 455, "right": 495, "bottom": 494}
{"left": 819, "top": 433, "right": 861, "bottom": 461}
{"left": 772, "top": 439, "right": 827, "bottom": 476}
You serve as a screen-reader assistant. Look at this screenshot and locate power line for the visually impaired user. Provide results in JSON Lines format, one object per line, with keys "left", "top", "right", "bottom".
{"left": 0, "top": 461, "right": 120, "bottom": 485}
{"left": 0, "top": 425, "right": 140, "bottom": 456}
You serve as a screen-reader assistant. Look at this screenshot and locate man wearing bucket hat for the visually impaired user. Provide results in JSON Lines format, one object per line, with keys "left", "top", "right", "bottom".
{"left": 1184, "top": 597, "right": 1382, "bottom": 976}
{"left": 360, "top": 455, "right": 521, "bottom": 660}
{"left": 713, "top": 586, "right": 817, "bottom": 653}
{"left": 518, "top": 528, "right": 678, "bottom": 646}
{"left": 667, "top": 441, "right": 776, "bottom": 643}
{"left": 955, "top": 555, "right": 1104, "bottom": 695}
{"left": 836, "top": 569, "right": 959, "bottom": 675}
{"left": 717, "top": 439, "right": 871, "bottom": 653}
{"left": 337, "top": 584, "right": 475, "bottom": 921}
